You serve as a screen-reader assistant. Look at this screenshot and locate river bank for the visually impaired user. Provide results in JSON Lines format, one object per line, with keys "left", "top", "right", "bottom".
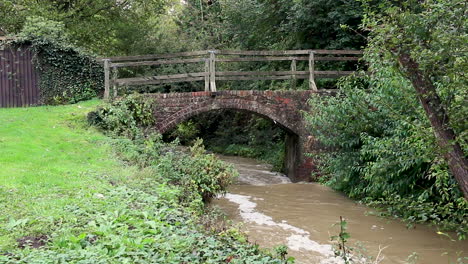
{"left": 0, "top": 101, "right": 289, "bottom": 263}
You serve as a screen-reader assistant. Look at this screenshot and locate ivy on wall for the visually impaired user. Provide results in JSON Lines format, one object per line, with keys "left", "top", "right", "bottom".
{"left": 10, "top": 37, "right": 103, "bottom": 105}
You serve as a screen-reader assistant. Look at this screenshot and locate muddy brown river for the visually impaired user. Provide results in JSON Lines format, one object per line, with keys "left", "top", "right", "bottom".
{"left": 212, "top": 155, "right": 468, "bottom": 264}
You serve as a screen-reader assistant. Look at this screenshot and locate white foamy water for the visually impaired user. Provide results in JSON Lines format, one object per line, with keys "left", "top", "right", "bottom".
{"left": 216, "top": 154, "right": 291, "bottom": 185}
{"left": 215, "top": 155, "right": 468, "bottom": 264}
{"left": 223, "top": 193, "right": 344, "bottom": 264}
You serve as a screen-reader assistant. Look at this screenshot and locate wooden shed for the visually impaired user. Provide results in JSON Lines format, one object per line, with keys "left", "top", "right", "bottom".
{"left": 0, "top": 38, "right": 41, "bottom": 107}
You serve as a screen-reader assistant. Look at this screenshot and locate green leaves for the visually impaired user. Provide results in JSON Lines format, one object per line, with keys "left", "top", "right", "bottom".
{"left": 4, "top": 180, "right": 286, "bottom": 263}
{"left": 305, "top": 53, "right": 467, "bottom": 238}
{"left": 88, "top": 94, "right": 156, "bottom": 140}
{"left": 5, "top": 218, "right": 29, "bottom": 231}
{"left": 0, "top": 0, "right": 169, "bottom": 56}
{"left": 11, "top": 33, "right": 103, "bottom": 105}
{"left": 17, "top": 16, "right": 69, "bottom": 45}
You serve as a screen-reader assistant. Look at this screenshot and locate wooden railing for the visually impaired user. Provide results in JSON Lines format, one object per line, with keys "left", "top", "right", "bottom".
{"left": 101, "top": 49, "right": 362, "bottom": 99}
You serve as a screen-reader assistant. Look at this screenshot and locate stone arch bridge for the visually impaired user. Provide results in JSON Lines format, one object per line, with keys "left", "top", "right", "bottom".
{"left": 102, "top": 49, "right": 362, "bottom": 181}
{"left": 150, "top": 90, "right": 321, "bottom": 181}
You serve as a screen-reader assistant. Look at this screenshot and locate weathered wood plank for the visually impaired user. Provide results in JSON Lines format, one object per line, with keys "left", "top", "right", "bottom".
{"left": 313, "top": 50, "right": 363, "bottom": 55}
{"left": 103, "top": 59, "right": 110, "bottom": 100}
{"left": 204, "top": 59, "right": 209, "bottom": 92}
{"left": 111, "top": 58, "right": 206, "bottom": 68}
{"left": 100, "top": 50, "right": 209, "bottom": 62}
{"left": 216, "top": 56, "right": 360, "bottom": 63}
{"left": 112, "top": 66, "right": 118, "bottom": 98}
{"left": 216, "top": 71, "right": 309, "bottom": 76}
{"left": 314, "top": 71, "right": 355, "bottom": 78}
{"left": 309, "top": 52, "right": 317, "bottom": 91}
{"left": 117, "top": 76, "right": 205, "bottom": 86}
{"left": 216, "top": 75, "right": 309, "bottom": 81}
{"left": 99, "top": 49, "right": 362, "bottom": 62}
{"left": 216, "top": 56, "right": 308, "bottom": 62}
{"left": 97, "top": 55, "right": 360, "bottom": 65}
{"left": 216, "top": 50, "right": 363, "bottom": 56}
{"left": 215, "top": 71, "right": 354, "bottom": 81}
{"left": 209, "top": 51, "right": 216, "bottom": 92}
{"left": 116, "top": 72, "right": 207, "bottom": 85}
{"left": 291, "top": 59, "right": 297, "bottom": 89}
{"left": 314, "top": 56, "right": 361, "bottom": 61}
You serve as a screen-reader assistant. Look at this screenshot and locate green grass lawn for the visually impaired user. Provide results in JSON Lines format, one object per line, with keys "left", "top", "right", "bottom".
{"left": 0, "top": 100, "right": 136, "bottom": 248}
{"left": 0, "top": 99, "right": 287, "bottom": 264}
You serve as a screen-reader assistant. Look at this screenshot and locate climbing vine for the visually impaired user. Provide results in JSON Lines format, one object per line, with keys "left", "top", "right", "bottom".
{"left": 16, "top": 37, "right": 103, "bottom": 105}
{"left": 7, "top": 17, "right": 103, "bottom": 105}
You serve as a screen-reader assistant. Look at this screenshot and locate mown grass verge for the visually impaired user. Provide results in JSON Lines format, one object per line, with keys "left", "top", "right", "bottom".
{"left": 0, "top": 99, "right": 292, "bottom": 263}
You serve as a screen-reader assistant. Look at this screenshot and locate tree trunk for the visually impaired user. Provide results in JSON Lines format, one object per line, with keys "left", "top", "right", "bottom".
{"left": 398, "top": 52, "right": 468, "bottom": 199}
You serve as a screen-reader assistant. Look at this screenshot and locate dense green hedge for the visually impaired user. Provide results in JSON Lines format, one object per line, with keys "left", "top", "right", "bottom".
{"left": 11, "top": 37, "right": 103, "bottom": 105}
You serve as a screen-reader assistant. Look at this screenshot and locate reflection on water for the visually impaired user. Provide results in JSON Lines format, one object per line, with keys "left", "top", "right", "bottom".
{"left": 213, "top": 155, "right": 468, "bottom": 264}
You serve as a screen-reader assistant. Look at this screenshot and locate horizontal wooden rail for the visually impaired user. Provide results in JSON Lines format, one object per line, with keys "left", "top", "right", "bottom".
{"left": 217, "top": 75, "right": 308, "bottom": 81}
{"left": 215, "top": 71, "right": 353, "bottom": 78}
{"left": 216, "top": 56, "right": 360, "bottom": 63}
{"left": 118, "top": 77, "right": 205, "bottom": 86}
{"left": 216, "top": 71, "right": 309, "bottom": 76}
{"left": 99, "top": 49, "right": 363, "bottom": 62}
{"left": 102, "top": 49, "right": 362, "bottom": 99}
{"left": 111, "top": 58, "right": 206, "bottom": 68}
{"left": 100, "top": 50, "right": 209, "bottom": 62}
{"left": 116, "top": 72, "right": 207, "bottom": 85}
{"left": 315, "top": 71, "right": 355, "bottom": 77}
{"left": 216, "top": 49, "right": 363, "bottom": 56}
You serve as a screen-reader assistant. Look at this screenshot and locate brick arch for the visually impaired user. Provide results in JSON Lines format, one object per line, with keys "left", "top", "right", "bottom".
{"left": 148, "top": 90, "right": 316, "bottom": 181}
{"left": 157, "top": 100, "right": 302, "bottom": 137}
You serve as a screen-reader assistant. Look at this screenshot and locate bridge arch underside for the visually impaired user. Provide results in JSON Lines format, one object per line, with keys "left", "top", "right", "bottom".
{"left": 158, "top": 104, "right": 302, "bottom": 137}
{"left": 151, "top": 91, "right": 315, "bottom": 181}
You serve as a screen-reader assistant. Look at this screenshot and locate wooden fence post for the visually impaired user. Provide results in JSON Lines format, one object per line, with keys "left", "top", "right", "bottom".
{"left": 291, "top": 58, "right": 297, "bottom": 90}
{"left": 209, "top": 51, "right": 217, "bottom": 92}
{"left": 103, "top": 59, "right": 110, "bottom": 100}
{"left": 112, "top": 66, "right": 118, "bottom": 98}
{"left": 204, "top": 58, "right": 210, "bottom": 91}
{"left": 308, "top": 52, "right": 318, "bottom": 91}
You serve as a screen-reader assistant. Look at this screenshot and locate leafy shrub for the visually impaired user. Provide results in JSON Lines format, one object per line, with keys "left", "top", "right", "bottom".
{"left": 169, "top": 121, "right": 199, "bottom": 145}
{"left": 305, "top": 67, "right": 467, "bottom": 239}
{"left": 88, "top": 94, "right": 156, "bottom": 139}
{"left": 170, "top": 139, "right": 237, "bottom": 202}
{"left": 109, "top": 136, "right": 237, "bottom": 204}
{"left": 18, "top": 16, "right": 68, "bottom": 44}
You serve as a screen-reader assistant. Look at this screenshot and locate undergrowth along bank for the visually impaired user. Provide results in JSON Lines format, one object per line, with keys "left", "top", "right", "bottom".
{"left": 0, "top": 98, "right": 293, "bottom": 263}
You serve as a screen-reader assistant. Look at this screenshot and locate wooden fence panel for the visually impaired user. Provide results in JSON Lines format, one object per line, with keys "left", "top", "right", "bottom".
{"left": 0, "top": 46, "right": 40, "bottom": 108}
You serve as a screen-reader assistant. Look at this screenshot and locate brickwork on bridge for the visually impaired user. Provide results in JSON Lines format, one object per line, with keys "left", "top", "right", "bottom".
{"left": 148, "top": 90, "right": 320, "bottom": 181}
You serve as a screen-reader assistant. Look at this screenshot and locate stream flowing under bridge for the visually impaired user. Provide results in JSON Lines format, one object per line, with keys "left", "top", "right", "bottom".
{"left": 101, "top": 49, "right": 362, "bottom": 181}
